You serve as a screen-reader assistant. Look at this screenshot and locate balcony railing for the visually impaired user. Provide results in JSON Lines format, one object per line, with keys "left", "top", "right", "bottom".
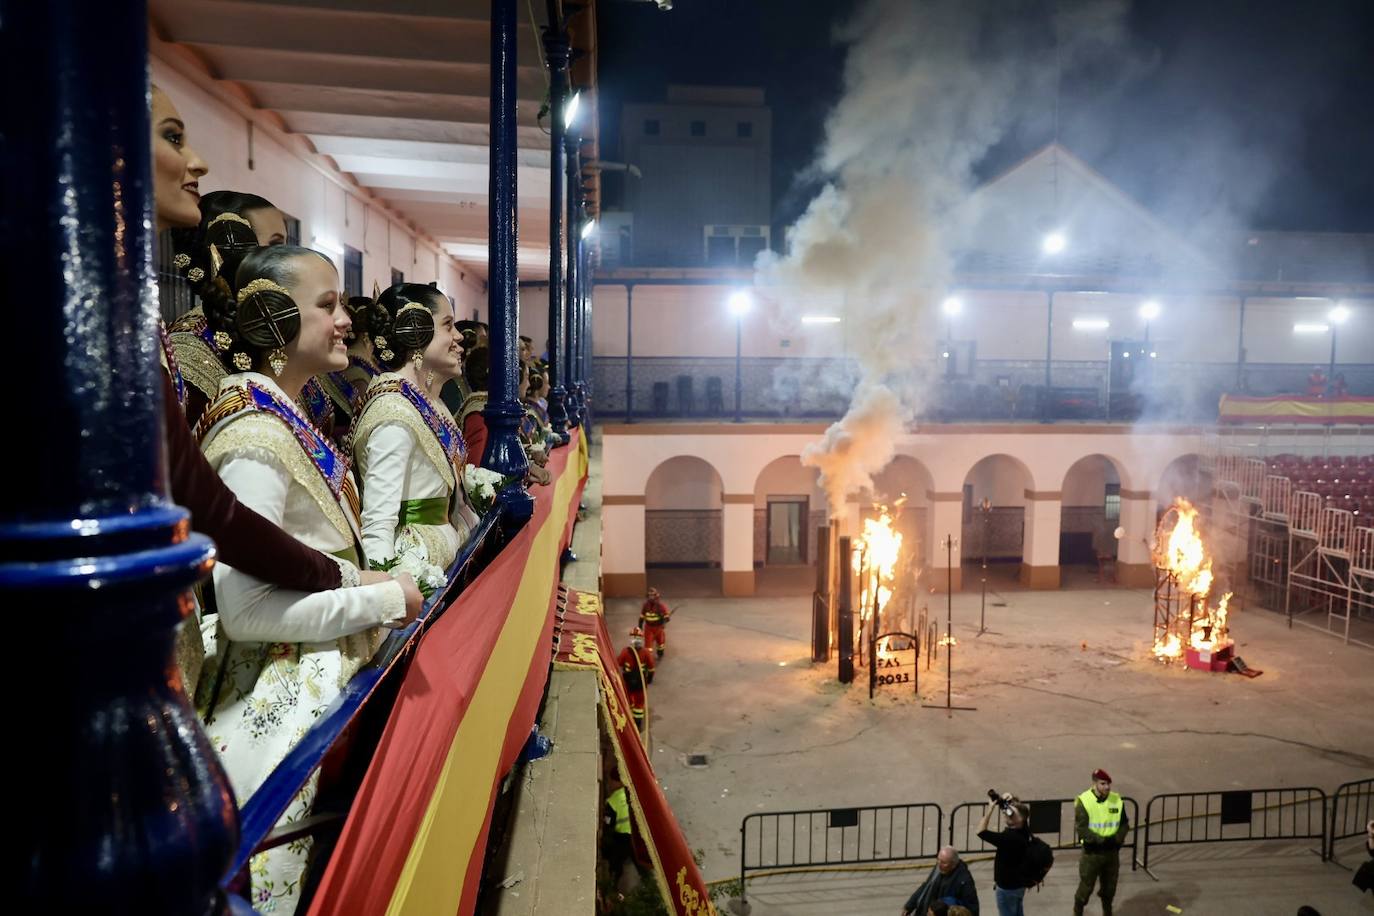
{"left": 594, "top": 356, "right": 1374, "bottom": 423}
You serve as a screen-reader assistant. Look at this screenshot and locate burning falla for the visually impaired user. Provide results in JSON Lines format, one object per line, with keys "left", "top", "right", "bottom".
{"left": 1151, "top": 498, "right": 1233, "bottom": 661}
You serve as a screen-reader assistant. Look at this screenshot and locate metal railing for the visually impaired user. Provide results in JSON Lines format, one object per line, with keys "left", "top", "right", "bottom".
{"left": 1140, "top": 787, "right": 1327, "bottom": 870}
{"left": 220, "top": 510, "right": 503, "bottom": 896}
{"left": 1328, "top": 778, "right": 1374, "bottom": 863}
{"left": 947, "top": 796, "right": 1140, "bottom": 871}
{"left": 738, "top": 803, "right": 943, "bottom": 904}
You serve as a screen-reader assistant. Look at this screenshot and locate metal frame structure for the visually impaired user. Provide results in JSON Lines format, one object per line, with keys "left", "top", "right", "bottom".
{"left": 946, "top": 797, "right": 1140, "bottom": 870}
{"left": 1205, "top": 431, "right": 1374, "bottom": 648}
{"left": 1140, "top": 787, "right": 1328, "bottom": 871}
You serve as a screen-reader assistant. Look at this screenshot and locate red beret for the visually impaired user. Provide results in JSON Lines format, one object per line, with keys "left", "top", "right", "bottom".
{"left": 1092, "top": 768, "right": 1112, "bottom": 783}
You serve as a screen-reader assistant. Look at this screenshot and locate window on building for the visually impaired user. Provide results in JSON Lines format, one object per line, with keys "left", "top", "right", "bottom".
{"left": 1104, "top": 483, "right": 1121, "bottom": 521}
{"left": 283, "top": 213, "right": 301, "bottom": 247}
{"left": 736, "top": 121, "right": 753, "bottom": 138}
{"left": 343, "top": 245, "right": 363, "bottom": 298}
{"left": 644, "top": 119, "right": 660, "bottom": 136}
{"left": 690, "top": 120, "right": 706, "bottom": 137}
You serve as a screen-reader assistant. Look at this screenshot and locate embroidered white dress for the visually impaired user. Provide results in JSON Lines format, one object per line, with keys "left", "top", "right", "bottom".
{"left": 196, "top": 371, "right": 405, "bottom": 914}
{"left": 353, "top": 373, "right": 477, "bottom": 570}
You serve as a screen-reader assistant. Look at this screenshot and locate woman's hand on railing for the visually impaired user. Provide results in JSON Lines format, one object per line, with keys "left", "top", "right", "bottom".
{"left": 393, "top": 571, "right": 424, "bottom": 625}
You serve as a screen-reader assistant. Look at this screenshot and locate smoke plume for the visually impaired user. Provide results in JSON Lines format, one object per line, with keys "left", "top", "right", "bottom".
{"left": 759, "top": 0, "right": 1134, "bottom": 515}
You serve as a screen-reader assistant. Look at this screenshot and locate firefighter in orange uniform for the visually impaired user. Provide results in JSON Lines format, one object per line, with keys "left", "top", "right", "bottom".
{"left": 639, "top": 587, "right": 672, "bottom": 658}
{"left": 618, "top": 627, "right": 655, "bottom": 732}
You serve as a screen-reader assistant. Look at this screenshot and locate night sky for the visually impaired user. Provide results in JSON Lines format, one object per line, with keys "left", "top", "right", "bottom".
{"left": 597, "top": 0, "right": 1374, "bottom": 237}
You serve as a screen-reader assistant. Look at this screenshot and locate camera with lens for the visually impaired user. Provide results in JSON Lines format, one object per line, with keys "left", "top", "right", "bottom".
{"left": 987, "top": 789, "right": 1016, "bottom": 818}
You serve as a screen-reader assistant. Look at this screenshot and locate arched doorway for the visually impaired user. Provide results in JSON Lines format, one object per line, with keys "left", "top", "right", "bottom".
{"left": 645, "top": 456, "right": 724, "bottom": 596}
{"left": 1059, "top": 454, "right": 1125, "bottom": 584}
{"left": 1157, "top": 454, "right": 1204, "bottom": 510}
{"left": 870, "top": 455, "right": 936, "bottom": 575}
{"left": 752, "top": 456, "right": 824, "bottom": 568}
{"left": 961, "top": 454, "right": 1035, "bottom": 586}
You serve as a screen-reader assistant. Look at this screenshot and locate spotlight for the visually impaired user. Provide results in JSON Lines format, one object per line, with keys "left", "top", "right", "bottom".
{"left": 727, "top": 290, "right": 753, "bottom": 317}
{"left": 580, "top": 217, "right": 596, "bottom": 239}
{"left": 1329, "top": 304, "right": 1350, "bottom": 324}
{"left": 942, "top": 296, "right": 963, "bottom": 315}
{"left": 1293, "top": 323, "right": 1329, "bottom": 334}
{"left": 564, "top": 91, "right": 581, "bottom": 129}
{"left": 1140, "top": 300, "right": 1161, "bottom": 321}
{"left": 1041, "top": 231, "right": 1067, "bottom": 255}
{"left": 1072, "top": 318, "right": 1109, "bottom": 330}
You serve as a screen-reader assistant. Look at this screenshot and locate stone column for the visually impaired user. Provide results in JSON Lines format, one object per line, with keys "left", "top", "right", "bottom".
{"left": 722, "top": 494, "right": 756, "bottom": 596}
{"left": 1116, "top": 488, "right": 1158, "bottom": 587}
{"left": 1020, "top": 489, "right": 1062, "bottom": 589}
{"left": 601, "top": 495, "right": 646, "bottom": 597}
{"left": 926, "top": 491, "right": 965, "bottom": 592}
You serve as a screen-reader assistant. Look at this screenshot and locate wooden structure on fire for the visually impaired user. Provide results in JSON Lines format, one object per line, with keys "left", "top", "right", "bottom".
{"left": 1202, "top": 433, "right": 1374, "bottom": 648}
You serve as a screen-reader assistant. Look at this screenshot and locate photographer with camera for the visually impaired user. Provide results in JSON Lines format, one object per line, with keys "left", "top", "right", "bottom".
{"left": 977, "top": 791, "right": 1035, "bottom": 916}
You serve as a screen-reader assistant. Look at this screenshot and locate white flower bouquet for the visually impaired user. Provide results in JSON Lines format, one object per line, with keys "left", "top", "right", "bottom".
{"left": 370, "top": 531, "right": 448, "bottom": 599}
{"left": 463, "top": 465, "right": 516, "bottom": 516}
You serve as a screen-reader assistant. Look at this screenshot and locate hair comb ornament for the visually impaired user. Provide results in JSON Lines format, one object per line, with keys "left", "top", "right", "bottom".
{"left": 206, "top": 212, "right": 253, "bottom": 231}
{"left": 392, "top": 299, "right": 436, "bottom": 354}
{"left": 173, "top": 253, "right": 191, "bottom": 271}
{"left": 236, "top": 278, "right": 301, "bottom": 349}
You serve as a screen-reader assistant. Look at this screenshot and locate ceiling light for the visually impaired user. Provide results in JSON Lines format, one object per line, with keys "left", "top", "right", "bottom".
{"left": 564, "top": 90, "right": 581, "bottom": 129}
{"left": 801, "top": 315, "right": 840, "bottom": 324}
{"left": 1293, "top": 323, "right": 1329, "bottom": 334}
{"left": 1329, "top": 304, "right": 1350, "bottom": 324}
{"left": 1072, "top": 318, "right": 1109, "bottom": 330}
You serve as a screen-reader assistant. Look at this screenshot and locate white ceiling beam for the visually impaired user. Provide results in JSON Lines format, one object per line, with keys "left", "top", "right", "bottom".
{"left": 242, "top": 82, "right": 543, "bottom": 127}
{"left": 350, "top": 170, "right": 551, "bottom": 200}
{"left": 308, "top": 135, "right": 550, "bottom": 168}
{"left": 280, "top": 111, "right": 547, "bottom": 149}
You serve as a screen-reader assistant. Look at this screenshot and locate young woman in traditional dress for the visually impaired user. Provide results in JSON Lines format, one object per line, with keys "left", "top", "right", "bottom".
{"left": 317, "top": 295, "right": 384, "bottom": 439}
{"left": 150, "top": 87, "right": 366, "bottom": 694}
{"left": 352, "top": 284, "right": 478, "bottom": 571}
{"left": 195, "top": 245, "right": 422, "bottom": 913}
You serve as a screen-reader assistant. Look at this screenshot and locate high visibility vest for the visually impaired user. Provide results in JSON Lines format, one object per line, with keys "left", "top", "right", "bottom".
{"left": 607, "top": 787, "right": 631, "bottom": 834}
{"left": 1078, "top": 789, "right": 1123, "bottom": 841}
{"left": 641, "top": 601, "right": 666, "bottom": 625}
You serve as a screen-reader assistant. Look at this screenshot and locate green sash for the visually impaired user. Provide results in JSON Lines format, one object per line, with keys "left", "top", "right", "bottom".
{"left": 398, "top": 496, "right": 449, "bottom": 529}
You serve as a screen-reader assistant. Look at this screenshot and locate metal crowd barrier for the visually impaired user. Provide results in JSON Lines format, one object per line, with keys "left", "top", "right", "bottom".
{"left": 738, "top": 803, "right": 943, "bottom": 905}
{"left": 1140, "top": 787, "right": 1327, "bottom": 870}
{"left": 221, "top": 511, "right": 503, "bottom": 895}
{"left": 1328, "top": 777, "right": 1373, "bottom": 863}
{"left": 947, "top": 797, "right": 1140, "bottom": 871}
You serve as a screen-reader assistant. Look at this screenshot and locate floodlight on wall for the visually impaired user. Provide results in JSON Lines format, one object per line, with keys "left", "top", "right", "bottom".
{"left": 727, "top": 289, "right": 753, "bottom": 317}
{"left": 801, "top": 315, "right": 841, "bottom": 324}
{"left": 941, "top": 296, "right": 963, "bottom": 315}
{"left": 564, "top": 90, "right": 581, "bottom": 129}
{"left": 1041, "top": 231, "right": 1067, "bottom": 255}
{"left": 1072, "top": 318, "right": 1109, "bottom": 330}
{"left": 580, "top": 217, "right": 597, "bottom": 239}
{"left": 1293, "top": 323, "right": 1329, "bottom": 334}
{"left": 1139, "top": 299, "right": 1161, "bottom": 320}
{"left": 1329, "top": 304, "right": 1351, "bottom": 324}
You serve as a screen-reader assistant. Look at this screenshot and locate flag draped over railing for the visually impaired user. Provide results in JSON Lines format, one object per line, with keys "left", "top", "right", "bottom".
{"left": 308, "top": 431, "right": 588, "bottom": 915}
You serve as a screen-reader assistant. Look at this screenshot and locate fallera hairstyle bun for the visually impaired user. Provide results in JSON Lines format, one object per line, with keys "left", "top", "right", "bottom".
{"left": 372, "top": 283, "right": 445, "bottom": 370}
{"left": 202, "top": 246, "right": 330, "bottom": 371}
{"left": 169, "top": 191, "right": 280, "bottom": 300}
{"left": 344, "top": 295, "right": 385, "bottom": 342}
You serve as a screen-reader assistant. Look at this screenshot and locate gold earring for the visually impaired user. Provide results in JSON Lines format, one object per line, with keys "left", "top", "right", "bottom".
{"left": 173, "top": 253, "right": 191, "bottom": 271}
{"left": 232, "top": 351, "right": 252, "bottom": 371}
{"left": 425, "top": 370, "right": 435, "bottom": 389}
{"left": 268, "top": 348, "right": 288, "bottom": 377}
{"left": 411, "top": 350, "right": 425, "bottom": 371}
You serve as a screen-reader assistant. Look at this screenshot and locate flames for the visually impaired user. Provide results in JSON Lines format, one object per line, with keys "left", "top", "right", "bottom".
{"left": 853, "top": 504, "right": 904, "bottom": 658}
{"left": 1152, "top": 498, "right": 1233, "bottom": 661}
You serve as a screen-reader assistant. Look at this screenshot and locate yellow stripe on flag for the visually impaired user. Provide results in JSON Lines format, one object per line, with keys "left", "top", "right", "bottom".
{"left": 386, "top": 460, "right": 580, "bottom": 915}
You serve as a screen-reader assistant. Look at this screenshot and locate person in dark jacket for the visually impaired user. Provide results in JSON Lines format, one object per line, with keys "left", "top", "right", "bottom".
{"left": 901, "top": 846, "right": 979, "bottom": 915}
{"left": 977, "top": 795, "right": 1033, "bottom": 916}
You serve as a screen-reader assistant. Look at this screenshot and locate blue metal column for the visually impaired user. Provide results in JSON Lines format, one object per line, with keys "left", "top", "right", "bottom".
{"left": 541, "top": 16, "right": 571, "bottom": 443}
{"left": 578, "top": 217, "right": 593, "bottom": 427}
{"left": 625, "top": 283, "right": 635, "bottom": 422}
{"left": 3, "top": 2, "right": 230, "bottom": 913}
{"left": 564, "top": 150, "right": 583, "bottom": 427}
{"left": 482, "top": 0, "right": 534, "bottom": 522}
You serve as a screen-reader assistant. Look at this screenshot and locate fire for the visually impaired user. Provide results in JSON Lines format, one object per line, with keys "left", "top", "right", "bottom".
{"left": 1151, "top": 498, "right": 1233, "bottom": 663}
{"left": 854, "top": 505, "right": 903, "bottom": 657}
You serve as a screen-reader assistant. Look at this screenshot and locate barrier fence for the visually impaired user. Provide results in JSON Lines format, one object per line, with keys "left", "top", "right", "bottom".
{"left": 738, "top": 780, "right": 1370, "bottom": 897}
{"left": 1328, "top": 778, "right": 1374, "bottom": 863}
{"left": 1140, "top": 787, "right": 1327, "bottom": 871}
{"left": 738, "top": 803, "right": 943, "bottom": 904}
{"left": 947, "top": 797, "right": 1140, "bottom": 871}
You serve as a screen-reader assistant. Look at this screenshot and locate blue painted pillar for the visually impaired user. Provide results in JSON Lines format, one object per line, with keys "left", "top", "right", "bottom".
{"left": 482, "top": 0, "right": 534, "bottom": 522}
{"left": 2, "top": 2, "right": 231, "bottom": 913}
{"left": 542, "top": 22, "right": 571, "bottom": 443}
{"left": 564, "top": 144, "right": 584, "bottom": 427}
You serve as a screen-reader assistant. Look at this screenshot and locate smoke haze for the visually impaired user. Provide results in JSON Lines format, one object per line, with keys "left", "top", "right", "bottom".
{"left": 761, "top": 0, "right": 1137, "bottom": 514}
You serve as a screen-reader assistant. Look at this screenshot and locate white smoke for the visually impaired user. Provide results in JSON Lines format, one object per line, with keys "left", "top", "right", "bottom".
{"left": 760, "top": 0, "right": 1134, "bottom": 515}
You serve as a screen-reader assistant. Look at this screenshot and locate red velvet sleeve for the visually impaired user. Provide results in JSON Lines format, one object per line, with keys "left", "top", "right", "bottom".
{"left": 162, "top": 371, "right": 343, "bottom": 591}
{"left": 462, "top": 412, "right": 488, "bottom": 468}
